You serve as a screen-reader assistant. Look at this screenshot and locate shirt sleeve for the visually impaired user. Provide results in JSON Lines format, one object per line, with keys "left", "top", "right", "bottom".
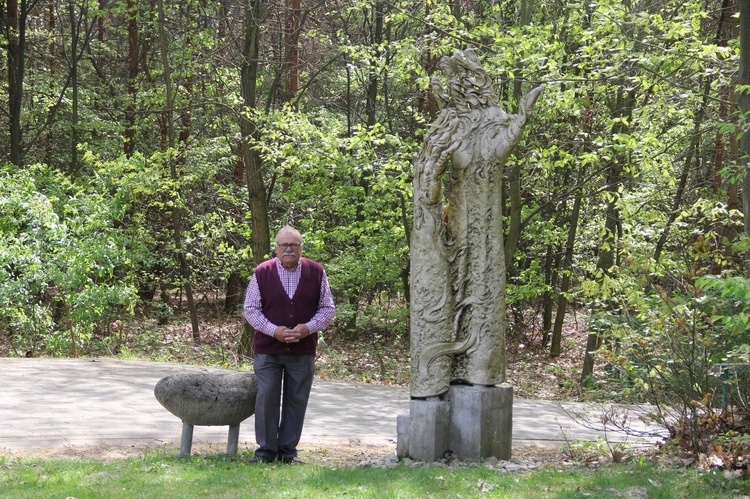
{"left": 243, "top": 275, "right": 277, "bottom": 336}
{"left": 305, "top": 270, "right": 336, "bottom": 334}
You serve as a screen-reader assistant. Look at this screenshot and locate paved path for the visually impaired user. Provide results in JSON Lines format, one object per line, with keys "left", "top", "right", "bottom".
{"left": 0, "top": 358, "right": 662, "bottom": 456}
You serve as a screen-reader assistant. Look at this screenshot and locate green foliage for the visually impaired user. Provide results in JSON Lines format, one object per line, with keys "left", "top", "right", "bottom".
{"left": 0, "top": 163, "right": 138, "bottom": 356}
{"left": 698, "top": 274, "right": 750, "bottom": 359}
{"left": 250, "top": 108, "right": 414, "bottom": 329}
{"left": 85, "top": 142, "right": 254, "bottom": 308}
{"left": 586, "top": 271, "right": 750, "bottom": 454}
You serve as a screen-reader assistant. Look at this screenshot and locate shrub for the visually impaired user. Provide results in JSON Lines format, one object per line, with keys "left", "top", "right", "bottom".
{"left": 594, "top": 273, "right": 750, "bottom": 462}
{"left": 0, "top": 164, "right": 138, "bottom": 356}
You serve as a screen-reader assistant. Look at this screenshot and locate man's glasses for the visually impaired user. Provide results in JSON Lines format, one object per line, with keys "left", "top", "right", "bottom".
{"left": 277, "top": 242, "right": 301, "bottom": 249}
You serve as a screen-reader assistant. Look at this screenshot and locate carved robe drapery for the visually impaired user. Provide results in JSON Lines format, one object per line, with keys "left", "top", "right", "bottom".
{"left": 411, "top": 49, "right": 542, "bottom": 398}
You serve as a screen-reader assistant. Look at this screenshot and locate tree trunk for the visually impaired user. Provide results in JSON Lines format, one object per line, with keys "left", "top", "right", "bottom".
{"left": 504, "top": 0, "right": 533, "bottom": 271}
{"left": 399, "top": 190, "right": 410, "bottom": 303}
{"left": 712, "top": 0, "right": 740, "bottom": 273}
{"left": 224, "top": 272, "right": 244, "bottom": 313}
{"left": 504, "top": 160, "right": 522, "bottom": 271}
{"left": 418, "top": 2, "right": 437, "bottom": 120}
{"left": 345, "top": 54, "right": 352, "bottom": 136}
{"left": 264, "top": 1, "right": 310, "bottom": 111}
{"left": 579, "top": 329, "right": 601, "bottom": 385}
{"left": 157, "top": 0, "right": 200, "bottom": 343}
{"left": 69, "top": 0, "right": 79, "bottom": 174}
{"left": 238, "top": 0, "right": 270, "bottom": 357}
{"left": 176, "top": 5, "right": 197, "bottom": 337}
{"left": 365, "top": 0, "right": 383, "bottom": 128}
{"left": 7, "top": 0, "right": 27, "bottom": 166}
{"left": 741, "top": 0, "right": 750, "bottom": 276}
{"left": 124, "top": 0, "right": 139, "bottom": 158}
{"left": 97, "top": 0, "right": 105, "bottom": 41}
{"left": 285, "top": 0, "right": 300, "bottom": 105}
{"left": 241, "top": 0, "right": 270, "bottom": 267}
{"left": 45, "top": 0, "right": 56, "bottom": 166}
{"left": 654, "top": 87, "right": 705, "bottom": 263}
{"left": 550, "top": 186, "right": 582, "bottom": 357}
{"left": 580, "top": 87, "right": 635, "bottom": 381}
{"left": 541, "top": 244, "right": 555, "bottom": 347}
{"left": 225, "top": 139, "right": 248, "bottom": 313}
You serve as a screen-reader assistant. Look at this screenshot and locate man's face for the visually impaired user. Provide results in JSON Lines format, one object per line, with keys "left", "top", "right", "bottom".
{"left": 276, "top": 233, "right": 303, "bottom": 269}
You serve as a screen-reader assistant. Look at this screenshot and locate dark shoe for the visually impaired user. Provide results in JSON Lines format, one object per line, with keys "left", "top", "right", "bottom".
{"left": 248, "top": 456, "right": 275, "bottom": 464}
{"left": 280, "top": 456, "right": 305, "bottom": 464}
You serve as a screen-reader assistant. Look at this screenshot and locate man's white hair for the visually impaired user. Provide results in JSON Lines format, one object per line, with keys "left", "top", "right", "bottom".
{"left": 275, "top": 225, "right": 303, "bottom": 245}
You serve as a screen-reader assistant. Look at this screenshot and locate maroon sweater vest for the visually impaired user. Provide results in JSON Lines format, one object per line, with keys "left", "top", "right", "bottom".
{"left": 252, "top": 257, "right": 323, "bottom": 356}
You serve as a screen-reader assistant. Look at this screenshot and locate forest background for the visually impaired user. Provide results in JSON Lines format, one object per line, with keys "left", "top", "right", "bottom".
{"left": 2, "top": 0, "right": 750, "bottom": 465}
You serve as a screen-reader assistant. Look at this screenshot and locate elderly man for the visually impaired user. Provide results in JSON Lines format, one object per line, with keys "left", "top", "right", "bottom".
{"left": 243, "top": 226, "right": 336, "bottom": 464}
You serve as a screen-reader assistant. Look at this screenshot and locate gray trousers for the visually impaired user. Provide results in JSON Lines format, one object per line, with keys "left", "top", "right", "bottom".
{"left": 253, "top": 353, "right": 315, "bottom": 460}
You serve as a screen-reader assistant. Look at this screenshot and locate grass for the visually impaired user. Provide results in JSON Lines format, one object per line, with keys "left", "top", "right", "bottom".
{"left": 1, "top": 450, "right": 748, "bottom": 498}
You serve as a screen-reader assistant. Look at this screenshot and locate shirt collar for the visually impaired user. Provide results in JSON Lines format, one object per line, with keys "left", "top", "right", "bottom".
{"left": 276, "top": 257, "right": 301, "bottom": 272}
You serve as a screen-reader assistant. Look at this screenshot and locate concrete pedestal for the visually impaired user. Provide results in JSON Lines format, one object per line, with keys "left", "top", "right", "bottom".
{"left": 449, "top": 384, "right": 513, "bottom": 460}
{"left": 404, "top": 398, "right": 450, "bottom": 462}
{"left": 397, "top": 384, "right": 513, "bottom": 462}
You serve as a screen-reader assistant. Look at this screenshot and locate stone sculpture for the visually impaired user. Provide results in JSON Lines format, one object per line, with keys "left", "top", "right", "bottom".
{"left": 400, "top": 48, "right": 541, "bottom": 461}
{"left": 411, "top": 48, "right": 542, "bottom": 398}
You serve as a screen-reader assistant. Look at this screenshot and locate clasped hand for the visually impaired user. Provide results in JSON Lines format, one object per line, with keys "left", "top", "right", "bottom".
{"left": 274, "top": 324, "right": 309, "bottom": 343}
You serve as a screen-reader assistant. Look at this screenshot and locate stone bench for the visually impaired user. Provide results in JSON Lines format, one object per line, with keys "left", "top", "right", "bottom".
{"left": 154, "top": 372, "right": 257, "bottom": 457}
